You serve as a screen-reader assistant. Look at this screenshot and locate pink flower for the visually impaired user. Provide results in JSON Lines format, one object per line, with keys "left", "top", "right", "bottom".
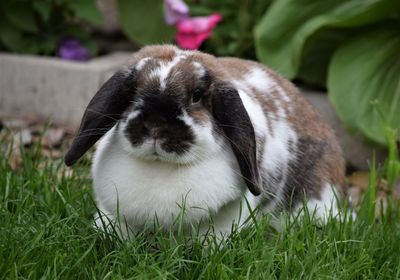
{"left": 175, "top": 13, "right": 222, "bottom": 50}
{"left": 164, "top": 0, "right": 189, "bottom": 25}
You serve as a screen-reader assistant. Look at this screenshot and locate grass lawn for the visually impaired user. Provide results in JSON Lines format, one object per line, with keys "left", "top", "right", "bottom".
{"left": 1, "top": 139, "right": 400, "bottom": 279}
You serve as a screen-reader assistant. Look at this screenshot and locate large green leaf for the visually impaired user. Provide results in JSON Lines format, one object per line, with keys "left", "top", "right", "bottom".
{"left": 0, "top": 17, "right": 24, "bottom": 52}
{"left": 254, "top": 0, "right": 399, "bottom": 79}
{"left": 296, "top": 28, "right": 353, "bottom": 87}
{"left": 33, "top": 1, "right": 52, "bottom": 22}
{"left": 117, "top": 0, "right": 175, "bottom": 45}
{"left": 5, "top": 2, "right": 38, "bottom": 33}
{"left": 69, "top": 0, "right": 103, "bottom": 26}
{"left": 328, "top": 24, "right": 400, "bottom": 145}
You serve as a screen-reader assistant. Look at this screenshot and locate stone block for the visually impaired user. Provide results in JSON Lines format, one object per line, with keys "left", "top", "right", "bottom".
{"left": 0, "top": 52, "right": 132, "bottom": 126}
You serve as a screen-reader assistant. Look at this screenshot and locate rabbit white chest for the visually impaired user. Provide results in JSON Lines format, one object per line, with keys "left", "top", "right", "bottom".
{"left": 92, "top": 127, "right": 254, "bottom": 234}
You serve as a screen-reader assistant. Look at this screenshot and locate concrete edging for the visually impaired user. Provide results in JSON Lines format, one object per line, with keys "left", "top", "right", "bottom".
{"left": 0, "top": 51, "right": 132, "bottom": 125}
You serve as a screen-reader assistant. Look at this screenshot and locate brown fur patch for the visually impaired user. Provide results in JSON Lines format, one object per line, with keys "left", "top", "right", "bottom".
{"left": 256, "top": 137, "right": 266, "bottom": 166}
{"left": 187, "top": 104, "right": 210, "bottom": 124}
{"left": 135, "top": 59, "right": 161, "bottom": 93}
{"left": 166, "top": 61, "right": 197, "bottom": 97}
{"left": 129, "top": 45, "right": 178, "bottom": 64}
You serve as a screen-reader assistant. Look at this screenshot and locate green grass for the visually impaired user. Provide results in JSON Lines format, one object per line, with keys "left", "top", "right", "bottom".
{"left": 1, "top": 138, "right": 400, "bottom": 279}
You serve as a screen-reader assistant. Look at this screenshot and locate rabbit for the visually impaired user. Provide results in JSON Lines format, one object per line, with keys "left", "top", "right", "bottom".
{"left": 65, "top": 45, "right": 345, "bottom": 238}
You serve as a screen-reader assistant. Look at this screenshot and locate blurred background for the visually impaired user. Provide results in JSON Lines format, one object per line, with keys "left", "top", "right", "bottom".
{"left": 0, "top": 0, "right": 399, "bottom": 192}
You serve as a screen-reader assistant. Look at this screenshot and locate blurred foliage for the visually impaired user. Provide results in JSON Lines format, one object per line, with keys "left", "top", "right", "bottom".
{"left": 0, "top": 0, "right": 102, "bottom": 56}
{"left": 187, "top": 0, "right": 271, "bottom": 58}
{"left": 116, "top": 0, "right": 271, "bottom": 58}
{"left": 255, "top": 0, "right": 400, "bottom": 146}
{"left": 117, "top": 0, "right": 175, "bottom": 46}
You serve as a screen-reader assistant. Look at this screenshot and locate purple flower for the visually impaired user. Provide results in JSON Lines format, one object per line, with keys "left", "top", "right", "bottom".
{"left": 164, "top": 0, "right": 189, "bottom": 25}
{"left": 58, "top": 38, "right": 90, "bottom": 62}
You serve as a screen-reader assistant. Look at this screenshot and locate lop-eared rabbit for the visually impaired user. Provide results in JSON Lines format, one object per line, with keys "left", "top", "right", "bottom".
{"left": 65, "top": 45, "right": 345, "bottom": 238}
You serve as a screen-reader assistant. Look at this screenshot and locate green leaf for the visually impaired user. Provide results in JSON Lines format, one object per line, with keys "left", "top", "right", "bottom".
{"left": 63, "top": 24, "right": 98, "bottom": 56}
{"left": 382, "top": 126, "right": 399, "bottom": 190}
{"left": 33, "top": 1, "right": 52, "bottom": 22}
{"left": 254, "top": 0, "right": 399, "bottom": 79}
{"left": 117, "top": 0, "right": 175, "bottom": 45}
{"left": 80, "top": 38, "right": 98, "bottom": 57}
{"left": 359, "top": 155, "right": 377, "bottom": 224}
{"left": 5, "top": 2, "right": 38, "bottom": 33}
{"left": 297, "top": 28, "right": 353, "bottom": 87}
{"left": 36, "top": 35, "right": 58, "bottom": 55}
{"left": 63, "top": 24, "right": 91, "bottom": 40}
{"left": 18, "top": 38, "right": 41, "bottom": 54}
{"left": 0, "top": 17, "right": 24, "bottom": 52}
{"left": 68, "top": 0, "right": 103, "bottom": 26}
{"left": 328, "top": 24, "right": 400, "bottom": 146}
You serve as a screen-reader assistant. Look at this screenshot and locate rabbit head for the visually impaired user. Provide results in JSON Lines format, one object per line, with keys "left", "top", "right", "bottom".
{"left": 65, "top": 45, "right": 261, "bottom": 195}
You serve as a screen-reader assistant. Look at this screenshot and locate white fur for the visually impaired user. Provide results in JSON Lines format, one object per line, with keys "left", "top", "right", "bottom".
{"left": 177, "top": 111, "right": 222, "bottom": 163}
{"left": 125, "top": 110, "right": 141, "bottom": 122}
{"left": 243, "top": 67, "right": 291, "bottom": 113}
{"left": 262, "top": 118, "right": 298, "bottom": 205}
{"left": 300, "top": 183, "right": 340, "bottom": 221}
{"left": 92, "top": 126, "right": 254, "bottom": 237}
{"left": 237, "top": 88, "right": 268, "bottom": 141}
{"left": 193, "top": 61, "right": 206, "bottom": 77}
{"left": 243, "top": 68, "right": 287, "bottom": 101}
{"left": 244, "top": 68, "right": 276, "bottom": 94}
{"left": 158, "top": 55, "right": 184, "bottom": 90}
{"left": 136, "top": 57, "right": 151, "bottom": 71}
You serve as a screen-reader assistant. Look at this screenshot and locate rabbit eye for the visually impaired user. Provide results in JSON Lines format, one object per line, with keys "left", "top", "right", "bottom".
{"left": 192, "top": 89, "right": 203, "bottom": 103}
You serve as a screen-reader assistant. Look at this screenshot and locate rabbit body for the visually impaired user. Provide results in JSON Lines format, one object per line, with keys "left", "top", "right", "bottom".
{"left": 66, "top": 45, "right": 345, "bottom": 237}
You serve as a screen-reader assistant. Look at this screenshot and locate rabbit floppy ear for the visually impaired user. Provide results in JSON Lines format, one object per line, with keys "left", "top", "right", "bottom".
{"left": 211, "top": 84, "right": 262, "bottom": 196}
{"left": 65, "top": 70, "right": 136, "bottom": 166}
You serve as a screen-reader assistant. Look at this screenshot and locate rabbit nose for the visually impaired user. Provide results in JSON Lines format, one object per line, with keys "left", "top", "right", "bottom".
{"left": 143, "top": 122, "right": 168, "bottom": 139}
{"left": 150, "top": 127, "right": 169, "bottom": 139}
